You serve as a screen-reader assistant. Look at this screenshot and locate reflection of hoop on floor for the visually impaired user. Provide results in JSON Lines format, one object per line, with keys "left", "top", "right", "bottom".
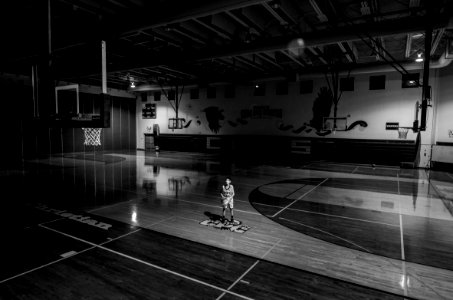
{"left": 82, "top": 128, "right": 102, "bottom": 146}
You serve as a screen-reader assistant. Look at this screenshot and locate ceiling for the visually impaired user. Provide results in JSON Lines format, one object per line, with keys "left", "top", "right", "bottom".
{"left": 1, "top": 0, "right": 453, "bottom": 90}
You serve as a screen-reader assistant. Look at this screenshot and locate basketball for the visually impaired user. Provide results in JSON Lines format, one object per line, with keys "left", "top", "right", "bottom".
{"left": 287, "top": 38, "right": 305, "bottom": 57}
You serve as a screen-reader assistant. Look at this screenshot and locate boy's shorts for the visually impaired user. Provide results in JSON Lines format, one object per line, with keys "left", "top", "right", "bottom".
{"left": 222, "top": 198, "right": 234, "bottom": 209}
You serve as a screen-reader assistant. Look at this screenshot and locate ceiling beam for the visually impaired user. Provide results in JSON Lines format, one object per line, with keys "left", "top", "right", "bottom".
{"left": 347, "top": 42, "right": 357, "bottom": 61}
{"left": 59, "top": 15, "right": 449, "bottom": 78}
{"left": 337, "top": 42, "right": 353, "bottom": 63}
{"left": 170, "top": 27, "right": 206, "bottom": 45}
{"left": 405, "top": 34, "right": 412, "bottom": 58}
{"left": 192, "top": 18, "right": 232, "bottom": 40}
{"left": 262, "top": 2, "right": 287, "bottom": 25}
{"left": 225, "top": 11, "right": 248, "bottom": 28}
{"left": 195, "top": 15, "right": 447, "bottom": 61}
{"left": 257, "top": 53, "right": 284, "bottom": 69}
{"left": 235, "top": 56, "right": 267, "bottom": 71}
{"left": 307, "top": 47, "right": 327, "bottom": 64}
{"left": 309, "top": 0, "right": 328, "bottom": 22}
{"left": 215, "top": 58, "right": 249, "bottom": 72}
{"left": 121, "top": 0, "right": 272, "bottom": 35}
{"left": 431, "top": 28, "right": 445, "bottom": 56}
{"left": 280, "top": 50, "right": 306, "bottom": 67}
{"left": 156, "top": 66, "right": 196, "bottom": 78}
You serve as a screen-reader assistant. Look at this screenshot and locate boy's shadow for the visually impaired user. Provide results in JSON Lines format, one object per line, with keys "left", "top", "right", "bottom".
{"left": 204, "top": 211, "right": 222, "bottom": 221}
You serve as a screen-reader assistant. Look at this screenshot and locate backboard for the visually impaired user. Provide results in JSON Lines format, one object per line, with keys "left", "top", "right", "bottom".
{"left": 323, "top": 117, "right": 348, "bottom": 131}
{"left": 55, "top": 84, "right": 79, "bottom": 117}
{"left": 168, "top": 118, "right": 184, "bottom": 130}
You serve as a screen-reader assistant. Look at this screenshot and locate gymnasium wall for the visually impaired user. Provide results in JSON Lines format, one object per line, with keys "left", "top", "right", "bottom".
{"left": 431, "top": 63, "right": 453, "bottom": 166}
{"left": 436, "top": 63, "right": 453, "bottom": 143}
{"left": 136, "top": 69, "right": 437, "bottom": 148}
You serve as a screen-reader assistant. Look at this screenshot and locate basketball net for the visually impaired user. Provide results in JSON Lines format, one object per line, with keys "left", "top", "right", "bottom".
{"left": 397, "top": 128, "right": 409, "bottom": 139}
{"left": 82, "top": 128, "right": 102, "bottom": 146}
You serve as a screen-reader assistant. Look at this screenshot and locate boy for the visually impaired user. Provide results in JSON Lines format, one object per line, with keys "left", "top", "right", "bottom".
{"left": 220, "top": 177, "right": 235, "bottom": 223}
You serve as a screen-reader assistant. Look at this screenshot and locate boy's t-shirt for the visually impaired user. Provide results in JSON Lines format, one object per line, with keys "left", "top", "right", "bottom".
{"left": 221, "top": 184, "right": 234, "bottom": 200}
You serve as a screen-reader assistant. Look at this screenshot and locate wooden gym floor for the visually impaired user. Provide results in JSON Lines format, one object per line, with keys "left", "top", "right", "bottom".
{"left": 1, "top": 150, "right": 453, "bottom": 299}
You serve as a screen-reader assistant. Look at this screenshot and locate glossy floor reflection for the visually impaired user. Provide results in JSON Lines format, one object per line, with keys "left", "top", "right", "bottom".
{"left": 1, "top": 150, "right": 453, "bottom": 299}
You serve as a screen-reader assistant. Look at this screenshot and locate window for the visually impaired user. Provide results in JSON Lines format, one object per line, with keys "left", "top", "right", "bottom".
{"left": 276, "top": 81, "right": 288, "bottom": 95}
{"left": 225, "top": 85, "right": 235, "bottom": 98}
{"left": 153, "top": 91, "right": 161, "bottom": 101}
{"left": 190, "top": 89, "right": 199, "bottom": 99}
{"left": 167, "top": 90, "right": 175, "bottom": 100}
{"left": 300, "top": 80, "right": 313, "bottom": 94}
{"left": 207, "top": 87, "right": 216, "bottom": 98}
{"left": 340, "top": 77, "right": 354, "bottom": 91}
{"left": 369, "top": 75, "right": 386, "bottom": 90}
{"left": 253, "top": 83, "right": 265, "bottom": 96}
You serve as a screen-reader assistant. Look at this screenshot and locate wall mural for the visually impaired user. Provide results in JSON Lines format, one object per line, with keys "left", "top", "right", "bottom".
{"left": 203, "top": 106, "right": 225, "bottom": 133}
{"left": 311, "top": 86, "right": 333, "bottom": 131}
{"left": 157, "top": 85, "right": 367, "bottom": 135}
{"left": 227, "top": 106, "right": 282, "bottom": 128}
{"left": 277, "top": 86, "right": 367, "bottom": 136}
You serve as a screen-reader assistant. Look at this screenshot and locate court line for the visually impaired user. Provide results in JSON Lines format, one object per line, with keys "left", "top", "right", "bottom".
{"left": 0, "top": 246, "right": 96, "bottom": 284}
{"left": 279, "top": 217, "right": 371, "bottom": 253}
{"left": 400, "top": 218, "right": 408, "bottom": 298}
{"left": 310, "top": 162, "right": 400, "bottom": 170}
{"left": 396, "top": 174, "right": 407, "bottom": 297}
{"left": 281, "top": 183, "right": 308, "bottom": 199}
{"left": 88, "top": 199, "right": 135, "bottom": 213}
{"left": 399, "top": 216, "right": 406, "bottom": 260}
{"left": 143, "top": 216, "right": 177, "bottom": 229}
{"left": 447, "top": 173, "right": 453, "bottom": 181}
{"left": 240, "top": 235, "right": 280, "bottom": 246}
{"left": 216, "top": 239, "right": 281, "bottom": 300}
{"left": 39, "top": 224, "right": 254, "bottom": 300}
{"left": 100, "top": 229, "right": 142, "bottom": 246}
{"left": 157, "top": 194, "right": 261, "bottom": 215}
{"left": 24, "top": 217, "right": 66, "bottom": 229}
{"left": 38, "top": 217, "right": 66, "bottom": 226}
{"left": 179, "top": 190, "right": 252, "bottom": 204}
{"left": 90, "top": 185, "right": 261, "bottom": 216}
{"left": 253, "top": 202, "right": 399, "bottom": 227}
{"left": 0, "top": 228, "right": 141, "bottom": 284}
{"left": 271, "top": 178, "right": 328, "bottom": 218}
{"left": 396, "top": 174, "right": 405, "bottom": 260}
{"left": 215, "top": 261, "right": 260, "bottom": 300}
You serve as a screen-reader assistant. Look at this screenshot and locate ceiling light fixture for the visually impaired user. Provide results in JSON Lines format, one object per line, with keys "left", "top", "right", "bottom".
{"left": 415, "top": 52, "right": 424, "bottom": 62}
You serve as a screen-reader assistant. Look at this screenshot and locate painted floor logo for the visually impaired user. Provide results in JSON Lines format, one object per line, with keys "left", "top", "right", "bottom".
{"left": 36, "top": 203, "right": 112, "bottom": 230}
{"left": 199, "top": 219, "right": 250, "bottom": 233}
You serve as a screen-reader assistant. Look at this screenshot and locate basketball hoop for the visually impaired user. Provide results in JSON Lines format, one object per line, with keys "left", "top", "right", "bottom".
{"left": 82, "top": 128, "right": 102, "bottom": 146}
{"left": 398, "top": 128, "right": 409, "bottom": 139}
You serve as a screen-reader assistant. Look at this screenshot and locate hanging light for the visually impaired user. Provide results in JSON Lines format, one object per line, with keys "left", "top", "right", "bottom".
{"left": 128, "top": 74, "right": 135, "bottom": 88}
{"left": 415, "top": 52, "right": 424, "bottom": 62}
